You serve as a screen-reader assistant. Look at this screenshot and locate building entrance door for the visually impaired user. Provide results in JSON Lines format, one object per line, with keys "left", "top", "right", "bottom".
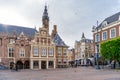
{"left": 24, "top": 60, "right": 30, "bottom": 69}
{"left": 41, "top": 61, "right": 46, "bottom": 69}
{"left": 16, "top": 60, "right": 23, "bottom": 69}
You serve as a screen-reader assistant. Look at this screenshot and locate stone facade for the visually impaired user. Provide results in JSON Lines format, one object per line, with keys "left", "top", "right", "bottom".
{"left": 30, "top": 5, "right": 56, "bottom": 69}
{"left": 74, "top": 33, "right": 94, "bottom": 60}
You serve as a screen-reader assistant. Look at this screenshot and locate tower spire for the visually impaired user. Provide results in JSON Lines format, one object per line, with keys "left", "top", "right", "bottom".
{"left": 42, "top": 5, "right": 49, "bottom": 28}
{"left": 82, "top": 32, "right": 85, "bottom": 38}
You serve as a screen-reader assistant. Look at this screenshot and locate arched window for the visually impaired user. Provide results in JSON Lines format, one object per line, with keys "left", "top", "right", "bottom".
{"left": 102, "top": 21, "right": 107, "bottom": 27}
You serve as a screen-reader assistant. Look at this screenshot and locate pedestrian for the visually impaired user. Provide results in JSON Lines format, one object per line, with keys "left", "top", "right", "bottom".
{"left": 111, "top": 60, "right": 115, "bottom": 69}
{"left": 113, "top": 60, "right": 116, "bottom": 69}
{"left": 15, "top": 64, "right": 18, "bottom": 71}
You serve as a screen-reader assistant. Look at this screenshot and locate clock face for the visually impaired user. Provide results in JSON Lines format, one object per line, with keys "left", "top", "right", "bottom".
{"left": 41, "top": 31, "right": 47, "bottom": 35}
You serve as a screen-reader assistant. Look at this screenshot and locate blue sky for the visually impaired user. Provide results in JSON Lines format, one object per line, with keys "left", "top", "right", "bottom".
{"left": 0, "top": 0, "right": 120, "bottom": 48}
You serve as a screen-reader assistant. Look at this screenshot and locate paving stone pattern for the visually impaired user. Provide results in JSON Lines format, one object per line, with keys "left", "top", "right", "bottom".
{"left": 0, "top": 67, "right": 120, "bottom": 80}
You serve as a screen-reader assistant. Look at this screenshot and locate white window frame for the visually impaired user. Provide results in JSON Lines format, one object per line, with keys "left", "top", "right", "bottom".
{"left": 33, "top": 47, "right": 39, "bottom": 57}
{"left": 95, "top": 33, "right": 100, "bottom": 42}
{"left": 110, "top": 28, "right": 116, "bottom": 38}
{"left": 42, "top": 47, "right": 47, "bottom": 56}
{"left": 58, "top": 48, "right": 62, "bottom": 56}
{"left": 8, "top": 47, "right": 14, "bottom": 57}
{"left": 63, "top": 49, "right": 67, "bottom": 56}
{"left": 19, "top": 48, "right": 25, "bottom": 57}
{"left": 102, "top": 31, "right": 107, "bottom": 40}
{"left": 49, "top": 48, "right": 54, "bottom": 56}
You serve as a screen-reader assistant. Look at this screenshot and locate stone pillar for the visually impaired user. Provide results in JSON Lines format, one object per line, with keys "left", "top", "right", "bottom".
{"left": 30, "top": 60, "right": 33, "bottom": 69}
{"left": 23, "top": 61, "right": 24, "bottom": 69}
{"left": 54, "top": 60, "right": 56, "bottom": 69}
{"left": 47, "top": 47, "right": 48, "bottom": 58}
{"left": 30, "top": 45, "right": 33, "bottom": 58}
{"left": 47, "top": 60, "right": 48, "bottom": 69}
{"left": 39, "top": 60, "right": 41, "bottom": 70}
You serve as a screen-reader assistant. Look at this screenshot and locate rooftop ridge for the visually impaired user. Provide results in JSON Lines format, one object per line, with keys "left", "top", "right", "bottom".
{"left": 96, "top": 11, "right": 120, "bottom": 29}
{"left": 0, "top": 23, "right": 36, "bottom": 30}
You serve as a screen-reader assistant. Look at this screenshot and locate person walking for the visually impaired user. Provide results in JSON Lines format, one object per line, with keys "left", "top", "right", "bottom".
{"left": 15, "top": 64, "right": 18, "bottom": 71}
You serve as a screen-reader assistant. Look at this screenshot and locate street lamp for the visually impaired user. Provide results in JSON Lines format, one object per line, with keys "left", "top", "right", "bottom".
{"left": 96, "top": 44, "right": 100, "bottom": 69}
{"left": 95, "top": 21, "right": 100, "bottom": 69}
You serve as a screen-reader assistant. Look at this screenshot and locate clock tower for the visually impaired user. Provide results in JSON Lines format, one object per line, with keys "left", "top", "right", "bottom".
{"left": 42, "top": 5, "right": 49, "bottom": 29}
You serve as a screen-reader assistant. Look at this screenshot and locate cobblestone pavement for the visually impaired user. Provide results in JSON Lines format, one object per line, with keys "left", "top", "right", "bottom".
{"left": 0, "top": 67, "right": 120, "bottom": 80}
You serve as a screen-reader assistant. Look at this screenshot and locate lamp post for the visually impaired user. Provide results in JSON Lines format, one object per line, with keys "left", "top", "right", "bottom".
{"left": 96, "top": 21, "right": 100, "bottom": 69}
{"left": 96, "top": 44, "right": 100, "bottom": 69}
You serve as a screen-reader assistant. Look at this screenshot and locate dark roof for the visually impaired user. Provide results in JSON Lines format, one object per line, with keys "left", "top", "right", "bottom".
{"left": 52, "top": 33, "right": 68, "bottom": 47}
{"left": 0, "top": 23, "right": 37, "bottom": 36}
{"left": 85, "top": 39, "right": 93, "bottom": 43}
{"left": 42, "top": 5, "right": 49, "bottom": 21}
{"left": 97, "top": 12, "right": 120, "bottom": 29}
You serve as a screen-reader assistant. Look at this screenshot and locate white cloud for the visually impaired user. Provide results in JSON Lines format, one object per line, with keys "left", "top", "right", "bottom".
{"left": 0, "top": 0, "right": 120, "bottom": 48}
{"left": 0, "top": 7, "right": 30, "bottom": 27}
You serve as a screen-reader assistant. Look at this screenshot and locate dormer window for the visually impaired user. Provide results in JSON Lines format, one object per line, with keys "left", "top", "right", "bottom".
{"left": 119, "top": 15, "right": 120, "bottom": 20}
{"left": 102, "top": 21, "right": 107, "bottom": 27}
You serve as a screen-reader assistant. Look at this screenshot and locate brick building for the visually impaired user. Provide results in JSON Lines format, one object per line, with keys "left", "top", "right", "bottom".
{"left": 0, "top": 5, "right": 68, "bottom": 69}
{"left": 92, "top": 12, "right": 120, "bottom": 57}
{"left": 0, "top": 24, "right": 36, "bottom": 69}
{"left": 67, "top": 48, "right": 75, "bottom": 62}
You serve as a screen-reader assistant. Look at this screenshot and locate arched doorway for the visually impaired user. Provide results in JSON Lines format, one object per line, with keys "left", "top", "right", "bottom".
{"left": 16, "top": 60, "right": 23, "bottom": 69}
{"left": 24, "top": 60, "right": 30, "bottom": 69}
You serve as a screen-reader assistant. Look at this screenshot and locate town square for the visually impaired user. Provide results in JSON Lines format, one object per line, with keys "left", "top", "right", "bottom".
{"left": 0, "top": 0, "right": 120, "bottom": 80}
{"left": 0, "top": 67, "right": 120, "bottom": 80}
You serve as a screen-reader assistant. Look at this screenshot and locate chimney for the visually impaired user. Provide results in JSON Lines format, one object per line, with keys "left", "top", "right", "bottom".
{"left": 53, "top": 25, "right": 57, "bottom": 34}
{"left": 51, "top": 25, "right": 57, "bottom": 38}
{"left": 13, "top": 30, "right": 17, "bottom": 39}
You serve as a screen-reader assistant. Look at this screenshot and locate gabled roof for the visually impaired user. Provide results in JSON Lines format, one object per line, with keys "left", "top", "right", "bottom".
{"left": 52, "top": 33, "right": 68, "bottom": 47}
{"left": 97, "top": 12, "right": 120, "bottom": 29}
{"left": 0, "top": 23, "right": 37, "bottom": 36}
